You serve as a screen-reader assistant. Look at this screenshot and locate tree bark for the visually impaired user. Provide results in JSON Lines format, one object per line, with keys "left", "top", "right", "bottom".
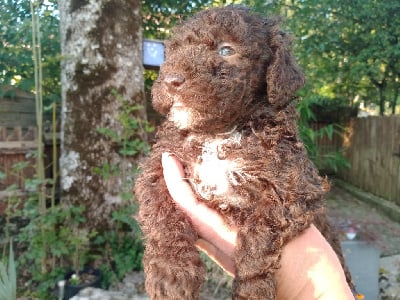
{"left": 59, "top": 0, "right": 144, "bottom": 228}
{"left": 371, "top": 78, "right": 386, "bottom": 116}
{"left": 391, "top": 82, "right": 399, "bottom": 115}
{"left": 378, "top": 85, "right": 385, "bottom": 116}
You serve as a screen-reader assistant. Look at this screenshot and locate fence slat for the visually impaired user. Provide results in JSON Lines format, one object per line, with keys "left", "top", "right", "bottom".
{"left": 338, "top": 116, "right": 400, "bottom": 204}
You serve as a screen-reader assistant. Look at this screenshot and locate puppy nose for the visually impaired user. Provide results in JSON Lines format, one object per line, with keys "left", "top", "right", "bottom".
{"left": 164, "top": 74, "right": 185, "bottom": 89}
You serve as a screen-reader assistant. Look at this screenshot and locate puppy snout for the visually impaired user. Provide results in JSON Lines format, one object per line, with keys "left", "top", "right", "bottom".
{"left": 164, "top": 73, "right": 186, "bottom": 90}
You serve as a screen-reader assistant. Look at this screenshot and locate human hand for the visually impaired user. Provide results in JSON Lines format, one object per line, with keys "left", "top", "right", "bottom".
{"left": 161, "top": 152, "right": 237, "bottom": 276}
{"left": 161, "top": 153, "right": 355, "bottom": 299}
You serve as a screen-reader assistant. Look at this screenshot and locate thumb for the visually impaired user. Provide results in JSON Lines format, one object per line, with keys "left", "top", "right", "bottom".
{"left": 195, "top": 239, "right": 235, "bottom": 277}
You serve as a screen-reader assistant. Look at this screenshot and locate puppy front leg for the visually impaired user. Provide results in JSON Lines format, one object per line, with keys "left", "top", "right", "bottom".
{"left": 136, "top": 166, "right": 205, "bottom": 299}
{"left": 232, "top": 224, "right": 282, "bottom": 300}
{"left": 143, "top": 222, "right": 205, "bottom": 299}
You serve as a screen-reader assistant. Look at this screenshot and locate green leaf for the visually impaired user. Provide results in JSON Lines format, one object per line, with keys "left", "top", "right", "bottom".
{"left": 96, "top": 127, "right": 120, "bottom": 141}
{"left": 0, "top": 240, "right": 16, "bottom": 300}
{"left": 11, "top": 161, "right": 30, "bottom": 171}
{"left": 8, "top": 242, "right": 16, "bottom": 300}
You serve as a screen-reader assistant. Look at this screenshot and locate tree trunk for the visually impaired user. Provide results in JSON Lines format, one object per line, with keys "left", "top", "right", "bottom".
{"left": 392, "top": 83, "right": 399, "bottom": 115}
{"left": 378, "top": 86, "right": 385, "bottom": 116}
{"left": 371, "top": 80, "right": 386, "bottom": 116}
{"left": 59, "top": 0, "right": 144, "bottom": 228}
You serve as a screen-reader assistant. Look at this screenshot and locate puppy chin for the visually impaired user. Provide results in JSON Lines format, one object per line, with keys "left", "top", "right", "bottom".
{"left": 169, "top": 107, "right": 192, "bottom": 129}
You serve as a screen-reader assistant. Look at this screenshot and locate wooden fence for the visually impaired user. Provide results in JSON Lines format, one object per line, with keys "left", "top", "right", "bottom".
{"left": 0, "top": 89, "right": 61, "bottom": 203}
{"left": 0, "top": 127, "right": 37, "bottom": 192}
{"left": 0, "top": 86, "right": 36, "bottom": 127}
{"left": 339, "top": 116, "right": 400, "bottom": 204}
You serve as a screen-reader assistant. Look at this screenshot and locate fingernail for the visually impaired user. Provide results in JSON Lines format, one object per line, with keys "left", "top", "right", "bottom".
{"left": 161, "top": 152, "right": 171, "bottom": 165}
{"left": 162, "top": 152, "right": 171, "bottom": 158}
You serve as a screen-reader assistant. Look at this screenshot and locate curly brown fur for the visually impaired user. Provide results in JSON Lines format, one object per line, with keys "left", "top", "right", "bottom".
{"left": 135, "top": 6, "right": 353, "bottom": 299}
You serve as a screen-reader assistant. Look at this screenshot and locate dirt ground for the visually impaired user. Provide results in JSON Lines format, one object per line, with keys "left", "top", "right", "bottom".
{"left": 326, "top": 182, "right": 400, "bottom": 257}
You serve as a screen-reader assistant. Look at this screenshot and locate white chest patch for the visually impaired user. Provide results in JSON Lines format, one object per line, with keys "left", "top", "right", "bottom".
{"left": 191, "top": 133, "right": 248, "bottom": 207}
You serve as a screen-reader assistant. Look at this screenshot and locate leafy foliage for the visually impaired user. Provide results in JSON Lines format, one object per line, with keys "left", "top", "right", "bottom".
{"left": 298, "top": 96, "right": 350, "bottom": 173}
{"left": 93, "top": 205, "right": 144, "bottom": 287}
{"left": 142, "top": 0, "right": 235, "bottom": 39}
{"left": 0, "top": 0, "right": 61, "bottom": 108}
{"left": 245, "top": 0, "right": 400, "bottom": 115}
{"left": 16, "top": 197, "right": 93, "bottom": 297}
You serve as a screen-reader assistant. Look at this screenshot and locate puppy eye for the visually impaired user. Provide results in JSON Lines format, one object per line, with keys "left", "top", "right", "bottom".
{"left": 218, "top": 45, "right": 235, "bottom": 57}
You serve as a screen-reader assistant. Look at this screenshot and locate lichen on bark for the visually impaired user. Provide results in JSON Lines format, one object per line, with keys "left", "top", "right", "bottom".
{"left": 59, "top": 0, "right": 144, "bottom": 228}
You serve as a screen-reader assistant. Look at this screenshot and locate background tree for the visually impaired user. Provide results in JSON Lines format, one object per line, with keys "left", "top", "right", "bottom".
{"left": 59, "top": 0, "right": 144, "bottom": 229}
{"left": 142, "top": 0, "right": 234, "bottom": 39}
{"left": 0, "top": 0, "right": 60, "bottom": 105}
{"left": 250, "top": 0, "right": 400, "bottom": 115}
{"left": 3, "top": 0, "right": 399, "bottom": 117}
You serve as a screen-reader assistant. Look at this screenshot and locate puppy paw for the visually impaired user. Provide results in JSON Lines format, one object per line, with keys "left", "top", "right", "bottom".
{"left": 232, "top": 274, "right": 276, "bottom": 300}
{"left": 144, "top": 251, "right": 205, "bottom": 299}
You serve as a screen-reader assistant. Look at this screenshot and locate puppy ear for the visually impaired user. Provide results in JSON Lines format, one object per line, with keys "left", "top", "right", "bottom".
{"left": 266, "top": 28, "right": 305, "bottom": 107}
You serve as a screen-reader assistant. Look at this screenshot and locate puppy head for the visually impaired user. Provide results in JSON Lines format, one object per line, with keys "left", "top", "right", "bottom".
{"left": 152, "top": 6, "right": 304, "bottom": 133}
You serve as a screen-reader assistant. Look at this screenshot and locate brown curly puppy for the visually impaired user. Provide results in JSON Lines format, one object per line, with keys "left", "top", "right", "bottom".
{"left": 135, "top": 5, "right": 353, "bottom": 299}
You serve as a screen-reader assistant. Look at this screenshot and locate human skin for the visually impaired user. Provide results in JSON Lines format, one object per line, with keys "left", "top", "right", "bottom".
{"left": 161, "top": 152, "right": 354, "bottom": 300}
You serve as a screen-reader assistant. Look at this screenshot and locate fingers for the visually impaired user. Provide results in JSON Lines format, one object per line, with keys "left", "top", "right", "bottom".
{"left": 195, "top": 239, "right": 235, "bottom": 277}
{"left": 161, "top": 152, "right": 237, "bottom": 256}
{"left": 161, "top": 152, "right": 198, "bottom": 211}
